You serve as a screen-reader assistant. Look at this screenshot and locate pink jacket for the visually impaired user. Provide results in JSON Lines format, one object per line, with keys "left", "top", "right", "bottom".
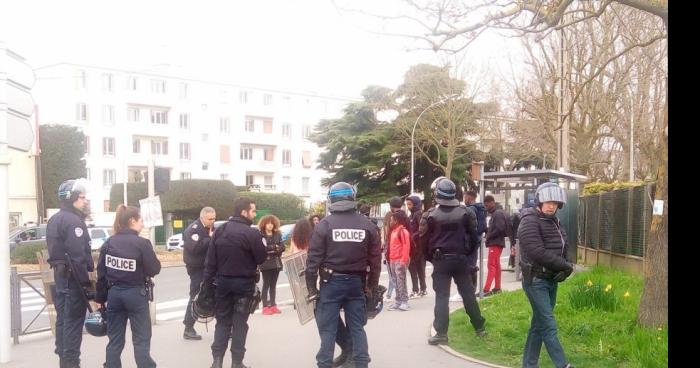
{"left": 388, "top": 225, "right": 411, "bottom": 265}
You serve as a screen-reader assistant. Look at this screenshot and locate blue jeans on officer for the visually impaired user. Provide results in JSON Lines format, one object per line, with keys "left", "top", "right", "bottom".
{"left": 183, "top": 268, "right": 204, "bottom": 329}
{"left": 431, "top": 254, "right": 485, "bottom": 335}
{"left": 104, "top": 286, "right": 156, "bottom": 368}
{"left": 315, "top": 274, "right": 369, "bottom": 368}
{"left": 53, "top": 272, "right": 88, "bottom": 367}
{"left": 522, "top": 277, "right": 568, "bottom": 368}
{"left": 211, "top": 276, "right": 255, "bottom": 363}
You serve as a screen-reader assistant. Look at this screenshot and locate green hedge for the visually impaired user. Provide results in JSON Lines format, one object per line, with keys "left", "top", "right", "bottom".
{"left": 238, "top": 191, "right": 308, "bottom": 221}
{"left": 11, "top": 244, "right": 46, "bottom": 264}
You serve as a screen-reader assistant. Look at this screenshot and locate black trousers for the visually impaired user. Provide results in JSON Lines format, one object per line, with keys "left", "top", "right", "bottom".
{"left": 431, "top": 254, "right": 485, "bottom": 335}
{"left": 53, "top": 272, "right": 88, "bottom": 366}
{"left": 183, "top": 267, "right": 204, "bottom": 328}
{"left": 211, "top": 276, "right": 255, "bottom": 363}
{"left": 409, "top": 251, "right": 427, "bottom": 293}
{"left": 261, "top": 268, "right": 281, "bottom": 307}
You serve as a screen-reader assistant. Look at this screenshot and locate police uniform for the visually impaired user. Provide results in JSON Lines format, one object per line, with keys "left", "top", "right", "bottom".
{"left": 306, "top": 183, "right": 381, "bottom": 368}
{"left": 96, "top": 228, "right": 162, "bottom": 368}
{"left": 419, "top": 178, "right": 486, "bottom": 345}
{"left": 182, "top": 219, "right": 213, "bottom": 335}
{"left": 46, "top": 202, "right": 93, "bottom": 368}
{"left": 203, "top": 216, "right": 267, "bottom": 367}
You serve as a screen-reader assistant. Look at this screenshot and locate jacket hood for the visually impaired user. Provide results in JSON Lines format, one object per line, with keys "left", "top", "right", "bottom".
{"left": 520, "top": 207, "right": 544, "bottom": 219}
{"left": 408, "top": 196, "right": 422, "bottom": 213}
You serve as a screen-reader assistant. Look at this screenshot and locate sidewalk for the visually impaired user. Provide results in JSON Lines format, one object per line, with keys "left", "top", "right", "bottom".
{"left": 2, "top": 258, "right": 523, "bottom": 368}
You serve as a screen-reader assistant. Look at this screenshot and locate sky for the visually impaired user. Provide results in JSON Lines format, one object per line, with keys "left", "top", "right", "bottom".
{"left": 2, "top": 0, "right": 526, "bottom": 99}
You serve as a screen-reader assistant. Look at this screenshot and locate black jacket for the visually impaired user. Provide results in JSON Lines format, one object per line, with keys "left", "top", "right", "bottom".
{"left": 46, "top": 205, "right": 93, "bottom": 285}
{"left": 204, "top": 216, "right": 267, "bottom": 281}
{"left": 95, "top": 229, "right": 162, "bottom": 302}
{"left": 407, "top": 196, "right": 423, "bottom": 257}
{"left": 183, "top": 219, "right": 213, "bottom": 271}
{"left": 306, "top": 210, "right": 382, "bottom": 290}
{"left": 485, "top": 205, "right": 508, "bottom": 247}
{"left": 418, "top": 204, "right": 479, "bottom": 261}
{"left": 517, "top": 207, "right": 570, "bottom": 277}
{"left": 258, "top": 231, "right": 285, "bottom": 271}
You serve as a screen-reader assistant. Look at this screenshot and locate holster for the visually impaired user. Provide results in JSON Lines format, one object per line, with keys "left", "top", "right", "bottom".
{"left": 319, "top": 267, "right": 334, "bottom": 283}
{"left": 520, "top": 261, "right": 533, "bottom": 285}
{"left": 144, "top": 278, "right": 155, "bottom": 302}
{"left": 432, "top": 248, "right": 444, "bottom": 262}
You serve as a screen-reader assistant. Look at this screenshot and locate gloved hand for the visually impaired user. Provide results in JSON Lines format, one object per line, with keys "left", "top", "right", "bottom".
{"left": 306, "top": 287, "right": 320, "bottom": 303}
{"left": 553, "top": 263, "right": 574, "bottom": 283}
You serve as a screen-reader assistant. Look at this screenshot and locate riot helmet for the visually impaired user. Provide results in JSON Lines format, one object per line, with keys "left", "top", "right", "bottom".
{"left": 366, "top": 284, "right": 387, "bottom": 319}
{"left": 327, "top": 182, "right": 357, "bottom": 212}
{"left": 84, "top": 308, "right": 107, "bottom": 337}
{"left": 434, "top": 178, "right": 459, "bottom": 206}
{"left": 58, "top": 178, "right": 90, "bottom": 202}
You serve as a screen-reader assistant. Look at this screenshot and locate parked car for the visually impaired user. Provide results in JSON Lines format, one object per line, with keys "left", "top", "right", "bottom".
{"left": 8, "top": 224, "right": 47, "bottom": 251}
{"left": 166, "top": 220, "right": 227, "bottom": 251}
{"left": 88, "top": 226, "right": 114, "bottom": 251}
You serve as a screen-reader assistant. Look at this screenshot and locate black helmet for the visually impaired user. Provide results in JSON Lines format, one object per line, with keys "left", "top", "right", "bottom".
{"left": 84, "top": 308, "right": 107, "bottom": 337}
{"left": 327, "top": 182, "right": 357, "bottom": 212}
{"left": 192, "top": 282, "right": 216, "bottom": 323}
{"left": 535, "top": 182, "right": 567, "bottom": 209}
{"left": 366, "top": 284, "right": 387, "bottom": 319}
{"left": 434, "top": 178, "right": 459, "bottom": 206}
{"left": 58, "top": 178, "right": 89, "bottom": 201}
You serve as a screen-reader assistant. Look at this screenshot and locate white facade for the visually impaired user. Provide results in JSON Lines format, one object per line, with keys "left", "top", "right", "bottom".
{"left": 8, "top": 148, "right": 38, "bottom": 227}
{"left": 33, "top": 63, "right": 353, "bottom": 214}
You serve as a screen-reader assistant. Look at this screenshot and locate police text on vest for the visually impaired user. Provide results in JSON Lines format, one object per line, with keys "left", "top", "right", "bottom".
{"left": 106, "top": 254, "right": 137, "bottom": 272}
{"left": 332, "top": 229, "right": 366, "bottom": 243}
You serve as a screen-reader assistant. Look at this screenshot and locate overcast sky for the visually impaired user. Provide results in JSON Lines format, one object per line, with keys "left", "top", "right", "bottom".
{"left": 2, "top": 0, "right": 524, "bottom": 98}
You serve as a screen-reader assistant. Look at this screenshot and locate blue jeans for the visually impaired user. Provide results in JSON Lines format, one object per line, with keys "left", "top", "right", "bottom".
{"left": 105, "top": 286, "right": 156, "bottom": 368}
{"left": 315, "top": 274, "right": 369, "bottom": 368}
{"left": 53, "top": 272, "right": 88, "bottom": 366}
{"left": 522, "top": 277, "right": 568, "bottom": 368}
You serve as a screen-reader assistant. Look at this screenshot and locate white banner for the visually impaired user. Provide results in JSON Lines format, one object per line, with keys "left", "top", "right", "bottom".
{"left": 139, "top": 196, "right": 163, "bottom": 228}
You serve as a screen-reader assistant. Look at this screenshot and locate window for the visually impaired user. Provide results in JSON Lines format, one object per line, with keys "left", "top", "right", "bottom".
{"left": 76, "top": 103, "right": 88, "bottom": 121}
{"left": 102, "top": 73, "right": 113, "bottom": 92}
{"left": 132, "top": 138, "right": 140, "bottom": 154}
{"left": 302, "top": 177, "right": 310, "bottom": 194}
{"left": 263, "top": 119, "right": 273, "bottom": 134}
{"left": 264, "top": 175, "right": 274, "bottom": 190}
{"left": 151, "top": 140, "right": 168, "bottom": 155}
{"left": 127, "top": 107, "right": 140, "bottom": 122}
{"left": 202, "top": 162, "right": 209, "bottom": 170}
{"left": 246, "top": 175, "right": 254, "bottom": 186}
{"left": 220, "top": 145, "right": 230, "bottom": 164}
{"left": 283, "top": 96, "right": 291, "bottom": 110}
{"left": 282, "top": 176, "right": 291, "bottom": 192}
{"left": 102, "top": 105, "right": 114, "bottom": 124}
{"left": 220, "top": 173, "right": 229, "bottom": 180}
{"left": 75, "top": 69, "right": 87, "bottom": 90}
{"left": 282, "top": 124, "right": 291, "bottom": 138}
{"left": 302, "top": 125, "right": 312, "bottom": 139}
{"left": 180, "top": 172, "right": 191, "bottom": 180}
{"left": 86, "top": 168, "right": 91, "bottom": 181}
{"left": 239, "top": 91, "right": 248, "bottom": 104}
{"left": 84, "top": 136, "right": 90, "bottom": 155}
{"left": 151, "top": 110, "right": 168, "bottom": 125}
{"left": 103, "top": 169, "right": 116, "bottom": 187}
{"left": 179, "top": 142, "right": 191, "bottom": 160}
{"left": 240, "top": 146, "right": 253, "bottom": 160}
{"left": 127, "top": 76, "right": 138, "bottom": 91}
{"left": 179, "top": 82, "right": 188, "bottom": 98}
{"left": 179, "top": 113, "right": 190, "bottom": 130}
{"left": 301, "top": 150, "right": 312, "bottom": 168}
{"left": 220, "top": 118, "right": 230, "bottom": 134}
{"left": 202, "top": 133, "right": 209, "bottom": 142}
{"left": 264, "top": 147, "right": 274, "bottom": 161}
{"left": 245, "top": 119, "right": 254, "bottom": 132}
{"left": 282, "top": 149, "right": 291, "bottom": 166}
{"left": 263, "top": 94, "right": 273, "bottom": 106}
{"left": 102, "top": 137, "right": 115, "bottom": 156}
{"left": 151, "top": 79, "right": 166, "bottom": 94}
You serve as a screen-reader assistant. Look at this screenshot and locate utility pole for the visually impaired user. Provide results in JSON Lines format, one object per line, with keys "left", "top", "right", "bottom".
{"left": 557, "top": 20, "right": 569, "bottom": 172}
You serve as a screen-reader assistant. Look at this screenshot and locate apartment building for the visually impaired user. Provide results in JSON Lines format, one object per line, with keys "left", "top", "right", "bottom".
{"left": 33, "top": 63, "right": 353, "bottom": 213}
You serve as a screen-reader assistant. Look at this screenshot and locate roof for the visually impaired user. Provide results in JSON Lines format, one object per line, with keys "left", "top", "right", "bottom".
{"left": 482, "top": 169, "right": 588, "bottom": 183}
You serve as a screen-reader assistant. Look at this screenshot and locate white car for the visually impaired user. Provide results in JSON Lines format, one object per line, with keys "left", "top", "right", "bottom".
{"left": 88, "top": 226, "right": 114, "bottom": 251}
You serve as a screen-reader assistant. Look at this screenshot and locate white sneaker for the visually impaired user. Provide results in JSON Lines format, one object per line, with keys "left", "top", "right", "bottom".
{"left": 409, "top": 292, "right": 420, "bottom": 299}
{"left": 398, "top": 303, "right": 411, "bottom": 311}
{"left": 449, "top": 293, "right": 462, "bottom": 302}
{"left": 387, "top": 303, "right": 400, "bottom": 311}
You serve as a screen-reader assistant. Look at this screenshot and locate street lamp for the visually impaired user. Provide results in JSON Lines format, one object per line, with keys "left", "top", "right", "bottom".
{"left": 410, "top": 95, "right": 458, "bottom": 195}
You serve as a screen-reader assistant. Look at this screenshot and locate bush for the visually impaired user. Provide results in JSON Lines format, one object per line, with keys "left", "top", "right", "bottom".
{"left": 238, "top": 191, "right": 308, "bottom": 221}
{"left": 11, "top": 244, "right": 46, "bottom": 264}
{"left": 582, "top": 181, "right": 650, "bottom": 195}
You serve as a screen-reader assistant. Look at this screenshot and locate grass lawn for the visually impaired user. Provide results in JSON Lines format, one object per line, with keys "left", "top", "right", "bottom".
{"left": 447, "top": 266, "right": 667, "bottom": 368}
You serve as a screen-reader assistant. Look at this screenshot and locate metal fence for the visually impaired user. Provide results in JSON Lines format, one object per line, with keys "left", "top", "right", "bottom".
{"left": 577, "top": 184, "right": 654, "bottom": 271}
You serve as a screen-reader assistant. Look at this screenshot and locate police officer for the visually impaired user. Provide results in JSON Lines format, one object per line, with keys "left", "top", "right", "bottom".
{"left": 182, "top": 206, "right": 216, "bottom": 340}
{"left": 203, "top": 197, "right": 267, "bottom": 368}
{"left": 96, "top": 205, "right": 161, "bottom": 368}
{"left": 419, "top": 177, "right": 487, "bottom": 346}
{"left": 306, "top": 182, "right": 382, "bottom": 368}
{"left": 46, "top": 178, "right": 93, "bottom": 368}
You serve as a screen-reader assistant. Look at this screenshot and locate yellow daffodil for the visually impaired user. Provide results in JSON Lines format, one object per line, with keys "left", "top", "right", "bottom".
{"left": 624, "top": 291, "right": 630, "bottom": 297}
{"left": 587, "top": 280, "right": 593, "bottom": 287}
{"left": 606, "top": 284, "right": 612, "bottom": 290}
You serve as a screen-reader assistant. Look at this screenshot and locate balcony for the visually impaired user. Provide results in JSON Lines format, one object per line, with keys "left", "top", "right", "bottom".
{"left": 247, "top": 184, "right": 277, "bottom": 192}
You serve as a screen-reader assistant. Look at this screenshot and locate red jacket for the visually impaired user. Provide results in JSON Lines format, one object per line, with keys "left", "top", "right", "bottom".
{"left": 388, "top": 225, "right": 411, "bottom": 265}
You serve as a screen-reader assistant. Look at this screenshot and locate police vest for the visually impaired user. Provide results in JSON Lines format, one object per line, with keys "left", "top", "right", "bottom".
{"left": 427, "top": 205, "right": 472, "bottom": 255}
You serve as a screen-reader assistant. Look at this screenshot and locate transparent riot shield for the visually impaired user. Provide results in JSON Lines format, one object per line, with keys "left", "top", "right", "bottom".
{"left": 282, "top": 251, "right": 316, "bottom": 325}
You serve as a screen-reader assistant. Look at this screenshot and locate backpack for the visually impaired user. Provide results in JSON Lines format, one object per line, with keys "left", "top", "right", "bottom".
{"left": 469, "top": 204, "right": 487, "bottom": 235}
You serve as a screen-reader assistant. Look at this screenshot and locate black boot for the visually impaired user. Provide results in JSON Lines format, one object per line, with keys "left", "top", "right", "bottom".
{"left": 210, "top": 356, "right": 224, "bottom": 368}
{"left": 231, "top": 361, "right": 250, "bottom": 368}
{"left": 183, "top": 326, "right": 202, "bottom": 340}
{"left": 428, "top": 334, "right": 448, "bottom": 345}
{"left": 332, "top": 349, "right": 349, "bottom": 367}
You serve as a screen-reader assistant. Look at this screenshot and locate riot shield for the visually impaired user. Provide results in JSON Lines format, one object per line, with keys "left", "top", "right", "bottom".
{"left": 282, "top": 251, "right": 316, "bottom": 325}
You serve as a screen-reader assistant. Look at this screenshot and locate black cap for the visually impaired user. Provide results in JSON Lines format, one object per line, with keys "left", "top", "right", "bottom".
{"left": 389, "top": 196, "right": 403, "bottom": 208}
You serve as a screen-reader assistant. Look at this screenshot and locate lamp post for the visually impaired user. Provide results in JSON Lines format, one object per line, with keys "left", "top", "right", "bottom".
{"left": 411, "top": 95, "right": 457, "bottom": 194}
